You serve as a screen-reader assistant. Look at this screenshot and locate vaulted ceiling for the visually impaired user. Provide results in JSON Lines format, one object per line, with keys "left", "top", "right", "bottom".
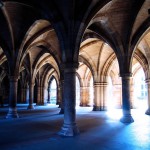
{"left": 0, "top": 0, "right": 149, "bottom": 84}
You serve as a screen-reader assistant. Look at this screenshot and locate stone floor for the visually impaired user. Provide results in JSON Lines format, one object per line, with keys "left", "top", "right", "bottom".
{"left": 0, "top": 104, "right": 150, "bottom": 150}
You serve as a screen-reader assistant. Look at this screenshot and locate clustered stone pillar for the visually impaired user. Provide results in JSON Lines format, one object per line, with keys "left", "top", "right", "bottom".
{"left": 58, "top": 64, "right": 79, "bottom": 136}
{"left": 103, "top": 82, "right": 108, "bottom": 110}
{"left": 37, "top": 86, "right": 41, "bottom": 105}
{"left": 20, "top": 88, "right": 24, "bottom": 103}
{"left": 93, "top": 82, "right": 101, "bottom": 111}
{"left": 6, "top": 76, "right": 19, "bottom": 118}
{"left": 41, "top": 86, "right": 45, "bottom": 105}
{"left": 93, "top": 82, "right": 108, "bottom": 111}
{"left": 145, "top": 79, "right": 150, "bottom": 115}
{"left": 27, "top": 83, "right": 35, "bottom": 109}
{"left": 21, "top": 87, "right": 27, "bottom": 103}
{"left": 43, "top": 86, "right": 48, "bottom": 105}
{"left": 57, "top": 86, "right": 61, "bottom": 106}
{"left": 59, "top": 80, "right": 64, "bottom": 114}
{"left": 120, "top": 74, "right": 134, "bottom": 123}
{"left": 47, "top": 87, "right": 50, "bottom": 103}
{"left": 80, "top": 86, "right": 89, "bottom": 106}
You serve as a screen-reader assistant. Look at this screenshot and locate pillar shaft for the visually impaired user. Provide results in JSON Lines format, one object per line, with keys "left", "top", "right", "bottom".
{"left": 56, "top": 86, "right": 60, "bottom": 105}
{"left": 93, "top": 83, "right": 101, "bottom": 110}
{"left": 21, "top": 88, "right": 26, "bottom": 103}
{"left": 80, "top": 86, "right": 89, "bottom": 106}
{"left": 58, "top": 66, "right": 79, "bottom": 136}
{"left": 145, "top": 79, "right": 150, "bottom": 115}
{"left": 120, "top": 75, "right": 134, "bottom": 123}
{"left": 43, "top": 86, "right": 48, "bottom": 105}
{"left": 59, "top": 80, "right": 64, "bottom": 114}
{"left": 24, "top": 88, "right": 27, "bottom": 103}
{"left": 6, "top": 76, "right": 19, "bottom": 118}
{"left": 27, "top": 83, "right": 34, "bottom": 109}
{"left": 41, "top": 86, "right": 44, "bottom": 104}
{"left": 93, "top": 82, "right": 108, "bottom": 111}
{"left": 47, "top": 87, "right": 50, "bottom": 103}
{"left": 37, "top": 86, "right": 41, "bottom": 104}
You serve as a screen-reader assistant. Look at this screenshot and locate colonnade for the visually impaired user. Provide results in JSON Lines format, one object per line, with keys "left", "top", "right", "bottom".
{"left": 1, "top": 66, "right": 150, "bottom": 137}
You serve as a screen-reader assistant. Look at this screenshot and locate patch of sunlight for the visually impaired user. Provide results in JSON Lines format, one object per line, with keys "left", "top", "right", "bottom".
{"left": 106, "top": 108, "right": 123, "bottom": 120}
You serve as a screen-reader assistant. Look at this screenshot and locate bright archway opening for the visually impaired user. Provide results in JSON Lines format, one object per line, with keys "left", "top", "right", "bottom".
{"left": 50, "top": 78, "right": 57, "bottom": 104}
{"left": 76, "top": 76, "right": 80, "bottom": 106}
{"left": 133, "top": 68, "right": 147, "bottom": 110}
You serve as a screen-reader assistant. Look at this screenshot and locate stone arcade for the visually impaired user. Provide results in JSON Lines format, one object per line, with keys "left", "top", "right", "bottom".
{"left": 0, "top": 0, "right": 150, "bottom": 145}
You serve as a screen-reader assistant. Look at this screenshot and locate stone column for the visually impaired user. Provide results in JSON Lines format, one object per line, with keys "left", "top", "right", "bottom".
{"left": 58, "top": 65, "right": 79, "bottom": 136}
{"left": 41, "top": 86, "right": 44, "bottom": 105}
{"left": 6, "top": 76, "right": 19, "bottom": 118}
{"left": 26, "top": 85, "right": 29, "bottom": 103}
{"left": 103, "top": 82, "right": 108, "bottom": 110}
{"left": 57, "top": 86, "right": 61, "bottom": 106}
{"left": 20, "top": 88, "right": 25, "bottom": 103}
{"left": 43, "top": 86, "right": 48, "bottom": 105}
{"left": 80, "top": 86, "right": 89, "bottom": 106}
{"left": 27, "top": 83, "right": 35, "bottom": 109}
{"left": 93, "top": 82, "right": 101, "bottom": 111}
{"left": 47, "top": 87, "right": 50, "bottom": 103}
{"left": 59, "top": 80, "right": 64, "bottom": 114}
{"left": 145, "top": 79, "right": 150, "bottom": 115}
{"left": 93, "top": 82, "right": 108, "bottom": 111}
{"left": 37, "top": 86, "right": 41, "bottom": 105}
{"left": 24, "top": 88, "right": 27, "bottom": 103}
{"left": 120, "top": 75, "right": 134, "bottom": 123}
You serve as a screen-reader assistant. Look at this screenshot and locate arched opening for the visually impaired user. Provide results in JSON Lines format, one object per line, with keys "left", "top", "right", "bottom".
{"left": 1, "top": 75, "right": 9, "bottom": 106}
{"left": 107, "top": 75, "right": 114, "bottom": 110}
{"left": 76, "top": 76, "right": 80, "bottom": 107}
{"left": 133, "top": 67, "right": 147, "bottom": 110}
{"left": 49, "top": 78, "right": 57, "bottom": 104}
{"left": 76, "top": 62, "right": 94, "bottom": 108}
{"left": 106, "top": 58, "right": 123, "bottom": 119}
{"left": 34, "top": 80, "right": 38, "bottom": 104}
{"left": 17, "top": 79, "right": 22, "bottom": 103}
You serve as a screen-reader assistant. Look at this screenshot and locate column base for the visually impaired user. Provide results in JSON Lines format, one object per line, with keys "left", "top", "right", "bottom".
{"left": 58, "top": 124, "right": 80, "bottom": 136}
{"left": 59, "top": 108, "right": 64, "bottom": 114}
{"left": 120, "top": 115, "right": 134, "bottom": 123}
{"left": 6, "top": 108, "right": 19, "bottom": 119}
{"left": 93, "top": 106, "right": 107, "bottom": 111}
{"left": 145, "top": 108, "right": 150, "bottom": 115}
{"left": 27, "top": 104, "right": 35, "bottom": 110}
{"left": 80, "top": 103, "right": 89, "bottom": 107}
